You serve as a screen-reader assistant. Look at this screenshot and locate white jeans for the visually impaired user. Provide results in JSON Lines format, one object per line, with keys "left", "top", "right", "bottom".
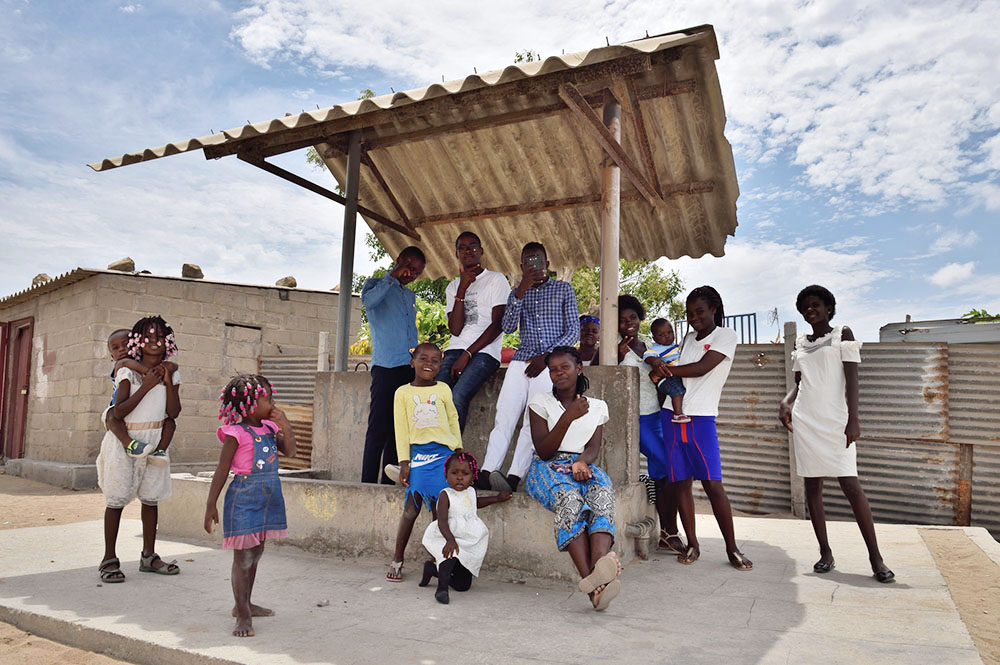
{"left": 482, "top": 360, "right": 553, "bottom": 478}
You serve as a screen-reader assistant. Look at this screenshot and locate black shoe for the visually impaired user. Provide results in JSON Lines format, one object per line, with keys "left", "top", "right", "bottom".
{"left": 874, "top": 569, "right": 895, "bottom": 584}
{"left": 488, "top": 471, "right": 513, "bottom": 492}
{"left": 435, "top": 588, "right": 450, "bottom": 604}
{"left": 418, "top": 561, "right": 437, "bottom": 587}
{"left": 506, "top": 474, "right": 520, "bottom": 492}
{"left": 474, "top": 474, "right": 492, "bottom": 491}
{"left": 813, "top": 559, "right": 835, "bottom": 574}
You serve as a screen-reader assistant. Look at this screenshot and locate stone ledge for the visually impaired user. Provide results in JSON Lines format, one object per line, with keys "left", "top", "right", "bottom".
{"left": 4, "top": 458, "right": 216, "bottom": 490}
{"left": 160, "top": 472, "right": 657, "bottom": 581}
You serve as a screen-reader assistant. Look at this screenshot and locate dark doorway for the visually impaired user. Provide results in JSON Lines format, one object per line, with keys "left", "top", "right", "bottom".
{"left": 3, "top": 318, "right": 33, "bottom": 460}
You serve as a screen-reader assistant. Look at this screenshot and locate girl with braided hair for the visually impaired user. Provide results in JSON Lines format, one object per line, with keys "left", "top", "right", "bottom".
{"left": 204, "top": 374, "right": 296, "bottom": 637}
{"left": 419, "top": 451, "right": 511, "bottom": 604}
{"left": 96, "top": 315, "right": 182, "bottom": 585}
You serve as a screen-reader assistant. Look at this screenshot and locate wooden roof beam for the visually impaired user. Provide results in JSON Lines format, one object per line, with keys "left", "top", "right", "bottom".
{"left": 360, "top": 151, "right": 418, "bottom": 234}
{"left": 557, "top": 83, "right": 664, "bottom": 209}
{"left": 412, "top": 181, "right": 714, "bottom": 227}
{"left": 236, "top": 152, "right": 420, "bottom": 240}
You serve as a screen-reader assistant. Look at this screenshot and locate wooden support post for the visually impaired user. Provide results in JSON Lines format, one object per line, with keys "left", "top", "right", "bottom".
{"left": 334, "top": 130, "right": 361, "bottom": 373}
{"left": 598, "top": 90, "right": 621, "bottom": 366}
{"left": 783, "top": 321, "right": 806, "bottom": 518}
{"left": 957, "top": 443, "right": 973, "bottom": 526}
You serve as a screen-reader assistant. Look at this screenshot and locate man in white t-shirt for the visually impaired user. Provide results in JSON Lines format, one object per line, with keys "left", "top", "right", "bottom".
{"left": 436, "top": 231, "right": 509, "bottom": 431}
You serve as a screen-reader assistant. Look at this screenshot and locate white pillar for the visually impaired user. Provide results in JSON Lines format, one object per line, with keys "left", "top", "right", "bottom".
{"left": 598, "top": 90, "right": 621, "bottom": 365}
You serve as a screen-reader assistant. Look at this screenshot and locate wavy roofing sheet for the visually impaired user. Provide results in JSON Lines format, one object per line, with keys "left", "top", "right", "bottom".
{"left": 91, "top": 25, "right": 739, "bottom": 278}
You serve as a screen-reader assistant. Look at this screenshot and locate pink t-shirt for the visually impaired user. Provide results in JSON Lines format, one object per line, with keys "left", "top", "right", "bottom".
{"left": 216, "top": 420, "right": 278, "bottom": 474}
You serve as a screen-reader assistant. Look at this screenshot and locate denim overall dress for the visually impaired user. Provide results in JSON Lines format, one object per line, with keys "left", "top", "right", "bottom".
{"left": 223, "top": 423, "right": 287, "bottom": 540}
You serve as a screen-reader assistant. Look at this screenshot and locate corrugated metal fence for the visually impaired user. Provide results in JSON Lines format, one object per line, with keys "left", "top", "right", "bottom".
{"left": 704, "top": 338, "right": 1000, "bottom": 537}
{"left": 259, "top": 355, "right": 370, "bottom": 470}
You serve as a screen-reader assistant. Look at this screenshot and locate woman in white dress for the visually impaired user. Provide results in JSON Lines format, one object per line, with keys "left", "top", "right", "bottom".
{"left": 779, "top": 285, "right": 894, "bottom": 583}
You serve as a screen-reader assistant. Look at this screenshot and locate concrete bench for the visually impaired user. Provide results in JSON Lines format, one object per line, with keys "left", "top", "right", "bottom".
{"left": 159, "top": 472, "right": 655, "bottom": 581}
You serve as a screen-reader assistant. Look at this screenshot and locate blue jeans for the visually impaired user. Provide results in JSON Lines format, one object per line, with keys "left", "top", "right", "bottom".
{"left": 436, "top": 349, "right": 501, "bottom": 431}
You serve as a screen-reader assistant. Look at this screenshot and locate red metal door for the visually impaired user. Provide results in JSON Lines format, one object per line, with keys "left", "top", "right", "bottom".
{"left": 3, "top": 318, "right": 33, "bottom": 460}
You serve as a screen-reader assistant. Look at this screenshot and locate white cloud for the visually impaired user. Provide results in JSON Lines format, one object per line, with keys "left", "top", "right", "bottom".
{"left": 666, "top": 237, "right": 891, "bottom": 340}
{"left": 119, "top": 4, "right": 142, "bottom": 13}
{"left": 228, "top": 1, "right": 1000, "bottom": 211}
{"left": 929, "top": 261, "right": 976, "bottom": 288}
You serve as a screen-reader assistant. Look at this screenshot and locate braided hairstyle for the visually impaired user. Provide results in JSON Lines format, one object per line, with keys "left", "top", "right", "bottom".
{"left": 126, "top": 315, "right": 178, "bottom": 360}
{"left": 218, "top": 374, "right": 275, "bottom": 425}
{"left": 444, "top": 451, "right": 480, "bottom": 480}
{"left": 686, "top": 286, "right": 725, "bottom": 327}
{"left": 546, "top": 345, "right": 590, "bottom": 396}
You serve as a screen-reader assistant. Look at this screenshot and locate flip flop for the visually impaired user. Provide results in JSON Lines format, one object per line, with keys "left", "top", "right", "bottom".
{"left": 386, "top": 560, "right": 403, "bottom": 582}
{"left": 591, "top": 578, "right": 622, "bottom": 611}
{"left": 677, "top": 546, "right": 700, "bottom": 565}
{"left": 657, "top": 529, "right": 685, "bottom": 554}
{"left": 728, "top": 550, "right": 753, "bottom": 571}
{"left": 578, "top": 553, "right": 620, "bottom": 594}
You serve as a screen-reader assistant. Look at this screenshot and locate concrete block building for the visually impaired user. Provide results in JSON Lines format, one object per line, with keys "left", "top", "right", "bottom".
{"left": 0, "top": 267, "right": 359, "bottom": 487}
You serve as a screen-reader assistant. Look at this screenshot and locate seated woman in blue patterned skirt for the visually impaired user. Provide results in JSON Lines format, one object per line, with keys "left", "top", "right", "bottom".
{"left": 525, "top": 346, "right": 622, "bottom": 611}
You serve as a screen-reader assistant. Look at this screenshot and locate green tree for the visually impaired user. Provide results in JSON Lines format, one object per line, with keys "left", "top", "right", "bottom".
{"left": 962, "top": 308, "right": 1000, "bottom": 320}
{"left": 514, "top": 49, "right": 540, "bottom": 63}
{"left": 571, "top": 260, "right": 685, "bottom": 335}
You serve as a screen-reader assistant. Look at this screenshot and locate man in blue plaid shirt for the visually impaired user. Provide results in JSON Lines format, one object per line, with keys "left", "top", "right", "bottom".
{"left": 476, "top": 241, "right": 579, "bottom": 491}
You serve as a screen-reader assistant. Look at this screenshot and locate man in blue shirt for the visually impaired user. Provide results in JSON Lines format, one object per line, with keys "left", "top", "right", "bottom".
{"left": 360, "top": 246, "right": 426, "bottom": 484}
{"left": 477, "top": 242, "right": 579, "bottom": 491}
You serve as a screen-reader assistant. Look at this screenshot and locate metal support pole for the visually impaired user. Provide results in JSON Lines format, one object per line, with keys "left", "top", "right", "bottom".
{"left": 598, "top": 89, "right": 621, "bottom": 365}
{"left": 334, "top": 130, "right": 361, "bottom": 372}
{"left": 783, "top": 321, "right": 806, "bottom": 518}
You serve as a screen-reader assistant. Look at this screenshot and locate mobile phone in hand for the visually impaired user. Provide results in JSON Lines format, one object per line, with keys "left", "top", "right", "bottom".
{"left": 525, "top": 254, "right": 543, "bottom": 271}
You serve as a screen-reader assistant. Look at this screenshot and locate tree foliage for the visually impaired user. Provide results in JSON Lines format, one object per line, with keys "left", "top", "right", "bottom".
{"left": 572, "top": 260, "right": 685, "bottom": 330}
{"left": 962, "top": 308, "right": 1000, "bottom": 320}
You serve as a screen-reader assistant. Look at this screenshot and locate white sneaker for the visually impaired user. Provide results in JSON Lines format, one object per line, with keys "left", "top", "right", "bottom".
{"left": 384, "top": 464, "right": 401, "bottom": 484}
{"left": 146, "top": 450, "right": 169, "bottom": 467}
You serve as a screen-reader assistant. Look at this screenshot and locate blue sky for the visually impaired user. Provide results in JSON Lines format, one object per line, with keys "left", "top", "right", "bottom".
{"left": 1, "top": 0, "right": 998, "bottom": 341}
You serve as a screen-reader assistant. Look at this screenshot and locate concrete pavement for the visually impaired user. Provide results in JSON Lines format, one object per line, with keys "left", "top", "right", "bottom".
{"left": 0, "top": 515, "right": 994, "bottom": 665}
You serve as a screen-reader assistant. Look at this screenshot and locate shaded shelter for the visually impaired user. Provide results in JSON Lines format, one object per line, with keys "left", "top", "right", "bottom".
{"left": 90, "top": 24, "right": 740, "bottom": 368}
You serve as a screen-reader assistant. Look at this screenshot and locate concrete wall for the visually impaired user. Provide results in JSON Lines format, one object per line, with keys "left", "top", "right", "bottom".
{"left": 313, "top": 365, "right": 642, "bottom": 486}
{"left": 1, "top": 273, "right": 361, "bottom": 475}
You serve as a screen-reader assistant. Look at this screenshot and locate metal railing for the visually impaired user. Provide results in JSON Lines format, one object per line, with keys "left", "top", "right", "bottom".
{"left": 673, "top": 312, "right": 757, "bottom": 344}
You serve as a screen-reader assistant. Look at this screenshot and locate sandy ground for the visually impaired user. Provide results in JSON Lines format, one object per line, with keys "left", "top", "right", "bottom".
{"left": 922, "top": 528, "right": 1000, "bottom": 665}
{"left": 0, "top": 472, "right": 141, "bottom": 664}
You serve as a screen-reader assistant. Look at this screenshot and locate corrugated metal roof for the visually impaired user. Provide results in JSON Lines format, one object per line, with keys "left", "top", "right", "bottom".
{"left": 0, "top": 268, "right": 358, "bottom": 309}
{"left": 89, "top": 25, "right": 739, "bottom": 278}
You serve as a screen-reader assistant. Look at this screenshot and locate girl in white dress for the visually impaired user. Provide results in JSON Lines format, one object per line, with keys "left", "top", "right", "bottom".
{"left": 779, "top": 285, "right": 894, "bottom": 583}
{"left": 420, "top": 452, "right": 511, "bottom": 604}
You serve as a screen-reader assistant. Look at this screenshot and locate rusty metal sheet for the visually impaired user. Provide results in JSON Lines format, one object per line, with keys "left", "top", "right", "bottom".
{"left": 274, "top": 402, "right": 313, "bottom": 470}
{"left": 948, "top": 344, "right": 1000, "bottom": 447}
{"left": 972, "top": 444, "right": 1000, "bottom": 537}
{"left": 820, "top": 439, "right": 959, "bottom": 526}
{"left": 856, "top": 343, "right": 948, "bottom": 442}
{"left": 704, "top": 345, "right": 792, "bottom": 514}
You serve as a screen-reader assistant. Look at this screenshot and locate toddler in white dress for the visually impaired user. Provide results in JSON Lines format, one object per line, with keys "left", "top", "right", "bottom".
{"left": 420, "top": 452, "right": 511, "bottom": 604}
